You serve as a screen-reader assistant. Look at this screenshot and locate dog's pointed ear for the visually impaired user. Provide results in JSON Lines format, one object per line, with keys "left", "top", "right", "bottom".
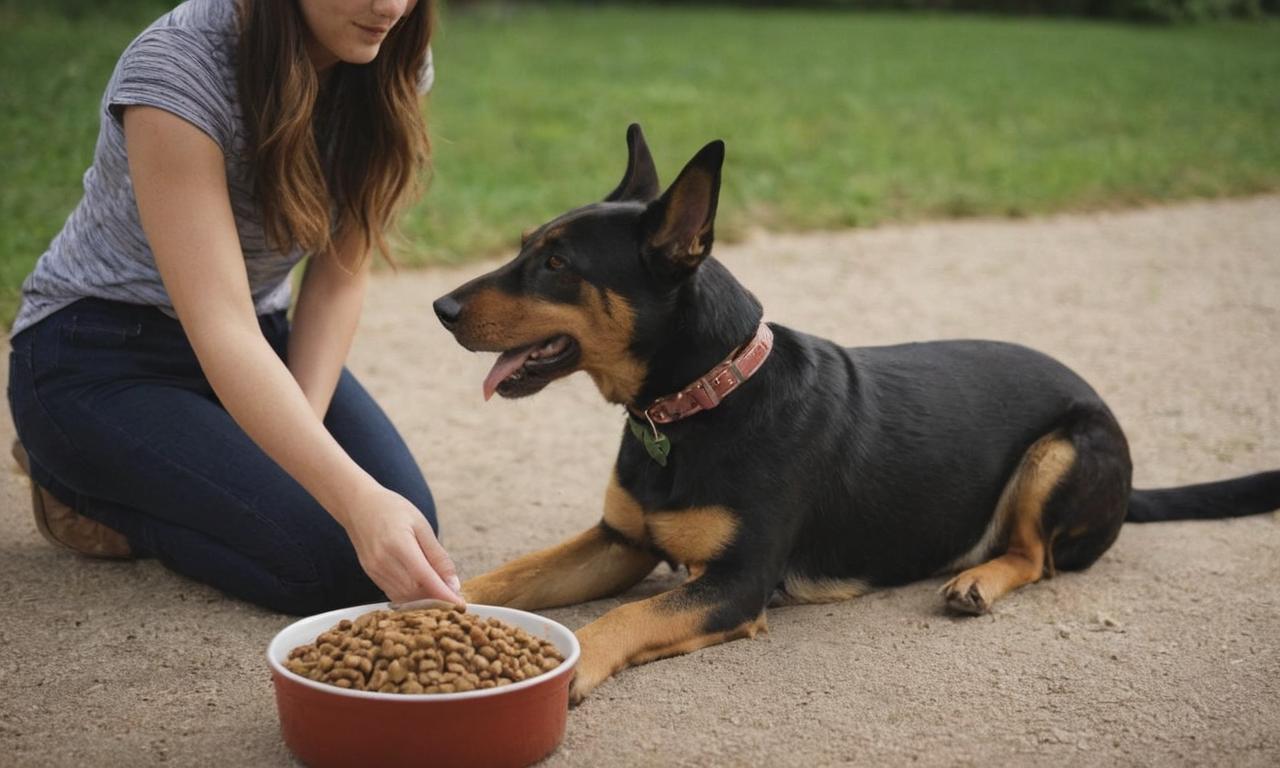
{"left": 642, "top": 139, "right": 724, "bottom": 275}
{"left": 604, "top": 123, "right": 660, "bottom": 203}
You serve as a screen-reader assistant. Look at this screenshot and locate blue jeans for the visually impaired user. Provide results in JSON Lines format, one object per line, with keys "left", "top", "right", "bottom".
{"left": 8, "top": 298, "right": 437, "bottom": 615}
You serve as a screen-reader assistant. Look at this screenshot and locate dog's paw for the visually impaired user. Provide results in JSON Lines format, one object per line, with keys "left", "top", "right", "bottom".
{"left": 568, "top": 672, "right": 589, "bottom": 707}
{"left": 568, "top": 660, "right": 611, "bottom": 706}
{"left": 568, "top": 666, "right": 607, "bottom": 707}
{"left": 940, "top": 574, "right": 991, "bottom": 615}
{"left": 567, "top": 639, "right": 615, "bottom": 706}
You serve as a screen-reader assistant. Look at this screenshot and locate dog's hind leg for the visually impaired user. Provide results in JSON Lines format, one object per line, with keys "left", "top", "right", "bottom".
{"left": 1044, "top": 409, "right": 1132, "bottom": 572}
{"left": 941, "top": 408, "right": 1134, "bottom": 614}
{"left": 941, "top": 431, "right": 1077, "bottom": 615}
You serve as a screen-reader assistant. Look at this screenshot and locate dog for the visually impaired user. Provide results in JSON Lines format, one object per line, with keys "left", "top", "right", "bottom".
{"left": 433, "top": 124, "right": 1280, "bottom": 703}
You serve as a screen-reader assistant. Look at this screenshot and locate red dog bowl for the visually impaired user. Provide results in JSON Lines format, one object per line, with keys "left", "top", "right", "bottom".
{"left": 267, "top": 602, "right": 580, "bottom": 768}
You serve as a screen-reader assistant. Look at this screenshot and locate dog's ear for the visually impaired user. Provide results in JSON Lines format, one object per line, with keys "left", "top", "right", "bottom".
{"left": 641, "top": 139, "right": 724, "bottom": 275}
{"left": 604, "top": 123, "right": 660, "bottom": 203}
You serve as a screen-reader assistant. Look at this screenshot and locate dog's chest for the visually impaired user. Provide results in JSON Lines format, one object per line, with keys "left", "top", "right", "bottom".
{"left": 604, "top": 476, "right": 738, "bottom": 566}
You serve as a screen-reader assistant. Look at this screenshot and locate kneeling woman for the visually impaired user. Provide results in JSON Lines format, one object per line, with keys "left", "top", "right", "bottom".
{"left": 8, "top": 0, "right": 461, "bottom": 613}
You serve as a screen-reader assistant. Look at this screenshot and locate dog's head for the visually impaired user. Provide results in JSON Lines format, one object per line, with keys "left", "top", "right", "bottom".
{"left": 433, "top": 124, "right": 726, "bottom": 405}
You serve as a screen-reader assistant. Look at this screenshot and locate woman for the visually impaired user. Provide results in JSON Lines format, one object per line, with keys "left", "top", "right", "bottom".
{"left": 7, "top": 0, "right": 462, "bottom": 614}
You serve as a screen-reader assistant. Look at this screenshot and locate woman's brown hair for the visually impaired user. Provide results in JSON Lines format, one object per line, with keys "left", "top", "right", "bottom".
{"left": 236, "top": 0, "right": 432, "bottom": 264}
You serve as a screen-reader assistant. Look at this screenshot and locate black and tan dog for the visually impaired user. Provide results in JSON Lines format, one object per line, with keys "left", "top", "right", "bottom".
{"left": 433, "top": 125, "right": 1280, "bottom": 703}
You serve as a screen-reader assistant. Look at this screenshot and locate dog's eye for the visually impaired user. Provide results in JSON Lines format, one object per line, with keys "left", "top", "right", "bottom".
{"left": 544, "top": 254, "right": 567, "bottom": 271}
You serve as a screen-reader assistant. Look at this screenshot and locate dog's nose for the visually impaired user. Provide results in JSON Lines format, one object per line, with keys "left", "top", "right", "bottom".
{"left": 433, "top": 295, "right": 462, "bottom": 328}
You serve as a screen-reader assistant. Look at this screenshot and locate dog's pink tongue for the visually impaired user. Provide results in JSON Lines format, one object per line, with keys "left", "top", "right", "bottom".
{"left": 482, "top": 345, "right": 537, "bottom": 401}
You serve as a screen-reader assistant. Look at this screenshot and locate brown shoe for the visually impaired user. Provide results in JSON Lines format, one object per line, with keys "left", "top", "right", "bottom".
{"left": 11, "top": 439, "right": 134, "bottom": 559}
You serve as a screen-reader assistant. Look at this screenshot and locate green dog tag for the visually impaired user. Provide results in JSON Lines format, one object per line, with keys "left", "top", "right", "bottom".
{"left": 628, "top": 416, "right": 671, "bottom": 467}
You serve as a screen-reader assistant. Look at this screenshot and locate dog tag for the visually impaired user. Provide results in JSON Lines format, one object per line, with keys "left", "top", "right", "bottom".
{"left": 628, "top": 415, "right": 671, "bottom": 467}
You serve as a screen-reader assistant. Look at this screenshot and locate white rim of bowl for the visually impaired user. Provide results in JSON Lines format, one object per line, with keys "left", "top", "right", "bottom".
{"left": 266, "top": 602, "right": 581, "bottom": 702}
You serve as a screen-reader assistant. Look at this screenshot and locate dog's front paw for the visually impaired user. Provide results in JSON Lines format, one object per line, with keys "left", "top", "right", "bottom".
{"left": 570, "top": 664, "right": 614, "bottom": 707}
{"left": 567, "top": 662, "right": 609, "bottom": 707}
{"left": 567, "top": 638, "right": 615, "bottom": 706}
{"left": 568, "top": 672, "right": 590, "bottom": 707}
{"left": 940, "top": 573, "right": 991, "bottom": 615}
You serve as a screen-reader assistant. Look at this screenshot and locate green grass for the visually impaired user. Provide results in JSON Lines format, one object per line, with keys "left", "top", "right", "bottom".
{"left": 3, "top": 5, "right": 1280, "bottom": 323}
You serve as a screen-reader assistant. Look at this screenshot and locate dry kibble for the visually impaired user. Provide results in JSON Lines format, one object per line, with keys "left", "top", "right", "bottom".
{"left": 285, "top": 607, "right": 564, "bottom": 696}
{"left": 388, "top": 660, "right": 407, "bottom": 684}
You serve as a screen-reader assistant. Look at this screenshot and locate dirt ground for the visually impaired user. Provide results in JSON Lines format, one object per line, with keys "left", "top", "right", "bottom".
{"left": 2, "top": 196, "right": 1278, "bottom": 767}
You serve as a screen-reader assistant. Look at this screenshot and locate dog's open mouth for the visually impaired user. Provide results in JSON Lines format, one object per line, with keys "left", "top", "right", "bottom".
{"left": 482, "top": 334, "right": 582, "bottom": 400}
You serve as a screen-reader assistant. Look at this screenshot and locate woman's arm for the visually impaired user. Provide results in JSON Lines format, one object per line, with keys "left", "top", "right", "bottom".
{"left": 289, "top": 230, "right": 369, "bottom": 419}
{"left": 123, "top": 106, "right": 461, "bottom": 604}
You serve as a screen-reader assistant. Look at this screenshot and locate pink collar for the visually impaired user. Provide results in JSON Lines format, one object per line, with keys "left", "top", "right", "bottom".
{"left": 630, "top": 321, "right": 774, "bottom": 425}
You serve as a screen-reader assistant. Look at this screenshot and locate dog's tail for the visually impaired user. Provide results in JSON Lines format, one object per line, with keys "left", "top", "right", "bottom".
{"left": 1126, "top": 470, "right": 1280, "bottom": 523}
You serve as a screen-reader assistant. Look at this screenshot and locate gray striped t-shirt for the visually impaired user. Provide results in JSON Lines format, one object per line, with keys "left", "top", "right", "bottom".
{"left": 12, "top": 0, "right": 434, "bottom": 335}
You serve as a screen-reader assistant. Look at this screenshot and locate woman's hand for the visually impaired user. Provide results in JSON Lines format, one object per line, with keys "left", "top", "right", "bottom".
{"left": 341, "top": 483, "right": 464, "bottom": 606}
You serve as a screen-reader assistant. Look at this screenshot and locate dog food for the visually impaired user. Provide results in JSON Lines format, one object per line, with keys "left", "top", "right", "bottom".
{"left": 285, "top": 607, "right": 565, "bottom": 694}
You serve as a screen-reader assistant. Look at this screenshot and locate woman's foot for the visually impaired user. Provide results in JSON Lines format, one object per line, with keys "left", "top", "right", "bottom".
{"left": 11, "top": 439, "right": 134, "bottom": 559}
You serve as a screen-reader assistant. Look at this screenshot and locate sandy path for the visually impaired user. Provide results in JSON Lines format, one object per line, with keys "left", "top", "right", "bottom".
{"left": 2, "top": 196, "right": 1278, "bottom": 767}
